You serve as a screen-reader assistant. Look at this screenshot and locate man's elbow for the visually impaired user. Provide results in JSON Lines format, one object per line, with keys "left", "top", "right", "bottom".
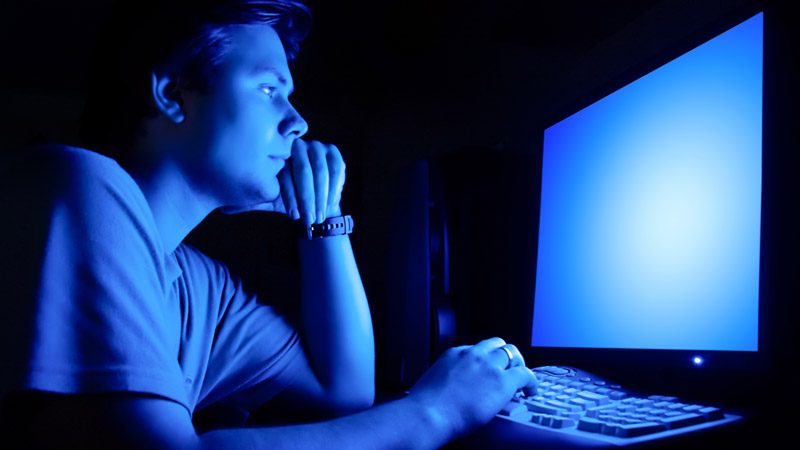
{"left": 328, "top": 385, "right": 375, "bottom": 416}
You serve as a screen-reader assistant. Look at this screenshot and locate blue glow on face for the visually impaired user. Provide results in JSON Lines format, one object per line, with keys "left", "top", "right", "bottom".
{"left": 531, "top": 13, "right": 762, "bottom": 352}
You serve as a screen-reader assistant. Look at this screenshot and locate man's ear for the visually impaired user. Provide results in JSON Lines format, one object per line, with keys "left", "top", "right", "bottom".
{"left": 151, "top": 72, "right": 185, "bottom": 123}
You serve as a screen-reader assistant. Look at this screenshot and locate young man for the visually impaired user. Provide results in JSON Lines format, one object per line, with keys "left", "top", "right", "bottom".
{"left": 0, "top": 1, "right": 537, "bottom": 448}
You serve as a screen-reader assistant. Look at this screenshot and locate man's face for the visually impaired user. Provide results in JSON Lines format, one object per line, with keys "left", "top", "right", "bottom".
{"left": 178, "top": 24, "right": 308, "bottom": 208}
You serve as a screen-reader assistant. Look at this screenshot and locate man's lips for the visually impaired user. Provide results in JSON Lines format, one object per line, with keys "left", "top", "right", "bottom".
{"left": 269, "top": 153, "right": 291, "bottom": 162}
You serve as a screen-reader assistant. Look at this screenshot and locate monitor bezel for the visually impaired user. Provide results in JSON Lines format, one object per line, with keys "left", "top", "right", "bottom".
{"left": 520, "top": 5, "right": 772, "bottom": 403}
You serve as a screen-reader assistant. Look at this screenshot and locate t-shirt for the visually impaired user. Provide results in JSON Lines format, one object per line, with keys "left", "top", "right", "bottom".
{"left": 0, "top": 144, "right": 304, "bottom": 416}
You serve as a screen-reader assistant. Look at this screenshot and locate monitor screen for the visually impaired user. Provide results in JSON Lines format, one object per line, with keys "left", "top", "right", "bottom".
{"left": 531, "top": 13, "right": 763, "bottom": 353}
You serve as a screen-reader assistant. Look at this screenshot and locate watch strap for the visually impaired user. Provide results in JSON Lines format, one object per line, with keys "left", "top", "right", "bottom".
{"left": 301, "top": 215, "right": 354, "bottom": 239}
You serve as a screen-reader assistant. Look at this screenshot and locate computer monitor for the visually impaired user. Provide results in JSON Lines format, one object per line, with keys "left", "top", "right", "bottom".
{"left": 526, "top": 11, "right": 766, "bottom": 403}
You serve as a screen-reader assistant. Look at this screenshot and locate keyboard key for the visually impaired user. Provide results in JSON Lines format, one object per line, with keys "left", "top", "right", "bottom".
{"left": 598, "top": 414, "right": 621, "bottom": 423}
{"left": 609, "top": 390, "right": 628, "bottom": 400}
{"left": 586, "top": 405, "right": 617, "bottom": 418}
{"left": 561, "top": 411, "right": 582, "bottom": 421}
{"left": 616, "top": 422, "right": 667, "bottom": 437}
{"left": 568, "top": 397, "right": 595, "bottom": 411}
{"left": 526, "top": 401, "right": 560, "bottom": 416}
{"left": 536, "top": 366, "right": 571, "bottom": 376}
{"left": 499, "top": 400, "right": 527, "bottom": 416}
{"left": 538, "top": 415, "right": 554, "bottom": 427}
{"left": 699, "top": 406, "right": 725, "bottom": 421}
{"left": 545, "top": 399, "right": 583, "bottom": 413}
{"left": 602, "top": 423, "right": 621, "bottom": 436}
{"left": 551, "top": 416, "right": 577, "bottom": 429}
{"left": 660, "top": 413, "right": 705, "bottom": 429}
{"left": 577, "top": 417, "right": 605, "bottom": 433}
{"left": 529, "top": 413, "right": 547, "bottom": 425}
{"left": 563, "top": 388, "right": 579, "bottom": 397}
{"left": 577, "top": 391, "right": 610, "bottom": 406}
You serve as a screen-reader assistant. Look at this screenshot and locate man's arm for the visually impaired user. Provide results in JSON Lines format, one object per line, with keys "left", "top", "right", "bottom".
{"left": 295, "top": 233, "right": 375, "bottom": 414}
{"left": 258, "top": 233, "right": 375, "bottom": 420}
{"left": 12, "top": 338, "right": 538, "bottom": 450}
{"left": 263, "top": 139, "right": 374, "bottom": 416}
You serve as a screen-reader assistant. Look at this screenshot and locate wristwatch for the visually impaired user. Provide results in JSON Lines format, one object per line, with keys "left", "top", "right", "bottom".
{"left": 301, "top": 215, "right": 354, "bottom": 240}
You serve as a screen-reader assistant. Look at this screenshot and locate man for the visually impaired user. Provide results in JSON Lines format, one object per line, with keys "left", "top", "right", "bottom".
{"left": 0, "top": 1, "right": 537, "bottom": 448}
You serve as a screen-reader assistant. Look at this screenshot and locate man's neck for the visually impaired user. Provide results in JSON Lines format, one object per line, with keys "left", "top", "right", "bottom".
{"left": 125, "top": 157, "right": 217, "bottom": 254}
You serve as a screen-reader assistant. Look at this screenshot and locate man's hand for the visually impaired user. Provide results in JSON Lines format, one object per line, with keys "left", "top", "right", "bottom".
{"left": 279, "top": 139, "right": 346, "bottom": 225}
{"left": 405, "top": 337, "right": 538, "bottom": 441}
{"left": 220, "top": 139, "right": 346, "bottom": 223}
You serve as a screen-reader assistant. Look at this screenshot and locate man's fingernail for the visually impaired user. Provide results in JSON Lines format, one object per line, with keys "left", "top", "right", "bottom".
{"left": 290, "top": 208, "right": 300, "bottom": 220}
{"left": 317, "top": 210, "right": 325, "bottom": 223}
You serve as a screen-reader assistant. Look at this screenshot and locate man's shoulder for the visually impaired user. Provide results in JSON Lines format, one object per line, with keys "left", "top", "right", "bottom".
{"left": 0, "top": 143, "right": 158, "bottom": 258}
{"left": 4, "top": 143, "right": 127, "bottom": 179}
{"left": 2, "top": 144, "right": 144, "bottom": 209}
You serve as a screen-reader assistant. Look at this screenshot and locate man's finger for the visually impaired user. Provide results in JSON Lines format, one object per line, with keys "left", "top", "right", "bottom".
{"left": 473, "top": 337, "right": 506, "bottom": 354}
{"left": 277, "top": 166, "right": 296, "bottom": 218}
{"left": 326, "top": 146, "right": 346, "bottom": 216}
{"left": 307, "top": 141, "right": 329, "bottom": 224}
{"left": 291, "top": 139, "right": 316, "bottom": 225}
{"left": 502, "top": 344, "right": 525, "bottom": 369}
{"left": 507, "top": 366, "right": 539, "bottom": 396}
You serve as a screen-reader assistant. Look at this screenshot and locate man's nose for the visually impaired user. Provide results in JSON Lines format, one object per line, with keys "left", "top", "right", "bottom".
{"left": 280, "top": 104, "right": 308, "bottom": 138}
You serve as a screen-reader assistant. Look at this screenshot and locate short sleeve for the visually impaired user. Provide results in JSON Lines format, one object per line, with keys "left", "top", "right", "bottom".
{"left": 0, "top": 146, "right": 189, "bottom": 410}
{"left": 172, "top": 244, "right": 305, "bottom": 413}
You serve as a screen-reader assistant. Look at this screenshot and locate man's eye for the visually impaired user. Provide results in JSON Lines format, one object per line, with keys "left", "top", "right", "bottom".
{"left": 260, "top": 86, "right": 276, "bottom": 97}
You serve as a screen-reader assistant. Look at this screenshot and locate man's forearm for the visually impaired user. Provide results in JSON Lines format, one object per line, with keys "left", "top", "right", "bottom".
{"left": 199, "top": 395, "right": 451, "bottom": 450}
{"left": 297, "top": 233, "right": 375, "bottom": 409}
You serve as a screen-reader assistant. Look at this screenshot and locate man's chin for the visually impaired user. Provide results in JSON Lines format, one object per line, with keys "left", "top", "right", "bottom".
{"left": 218, "top": 194, "right": 281, "bottom": 215}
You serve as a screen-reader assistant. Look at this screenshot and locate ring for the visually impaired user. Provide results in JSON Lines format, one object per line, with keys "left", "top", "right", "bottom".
{"left": 500, "top": 345, "right": 514, "bottom": 369}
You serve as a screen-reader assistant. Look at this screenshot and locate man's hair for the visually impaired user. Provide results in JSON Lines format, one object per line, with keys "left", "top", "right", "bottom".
{"left": 80, "top": 0, "right": 312, "bottom": 158}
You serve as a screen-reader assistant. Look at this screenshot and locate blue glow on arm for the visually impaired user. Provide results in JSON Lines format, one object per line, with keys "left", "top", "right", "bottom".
{"left": 532, "top": 13, "right": 762, "bottom": 352}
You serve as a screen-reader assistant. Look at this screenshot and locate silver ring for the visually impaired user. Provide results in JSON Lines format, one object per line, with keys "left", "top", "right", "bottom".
{"left": 500, "top": 346, "right": 514, "bottom": 369}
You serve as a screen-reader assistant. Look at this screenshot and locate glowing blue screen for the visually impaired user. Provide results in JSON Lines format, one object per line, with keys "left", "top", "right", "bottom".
{"left": 531, "top": 13, "right": 762, "bottom": 351}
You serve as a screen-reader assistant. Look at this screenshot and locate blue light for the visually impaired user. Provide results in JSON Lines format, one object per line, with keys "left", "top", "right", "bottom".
{"left": 531, "top": 13, "right": 762, "bottom": 352}
{"left": 692, "top": 356, "right": 704, "bottom": 366}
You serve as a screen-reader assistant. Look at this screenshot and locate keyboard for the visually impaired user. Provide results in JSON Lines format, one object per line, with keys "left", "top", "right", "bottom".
{"left": 495, "top": 365, "right": 742, "bottom": 447}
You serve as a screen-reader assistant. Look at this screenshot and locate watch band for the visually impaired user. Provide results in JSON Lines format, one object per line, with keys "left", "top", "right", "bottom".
{"left": 301, "top": 215, "right": 354, "bottom": 240}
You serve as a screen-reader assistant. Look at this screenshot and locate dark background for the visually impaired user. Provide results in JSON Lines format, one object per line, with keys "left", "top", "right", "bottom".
{"left": 1, "top": 0, "right": 797, "bottom": 444}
